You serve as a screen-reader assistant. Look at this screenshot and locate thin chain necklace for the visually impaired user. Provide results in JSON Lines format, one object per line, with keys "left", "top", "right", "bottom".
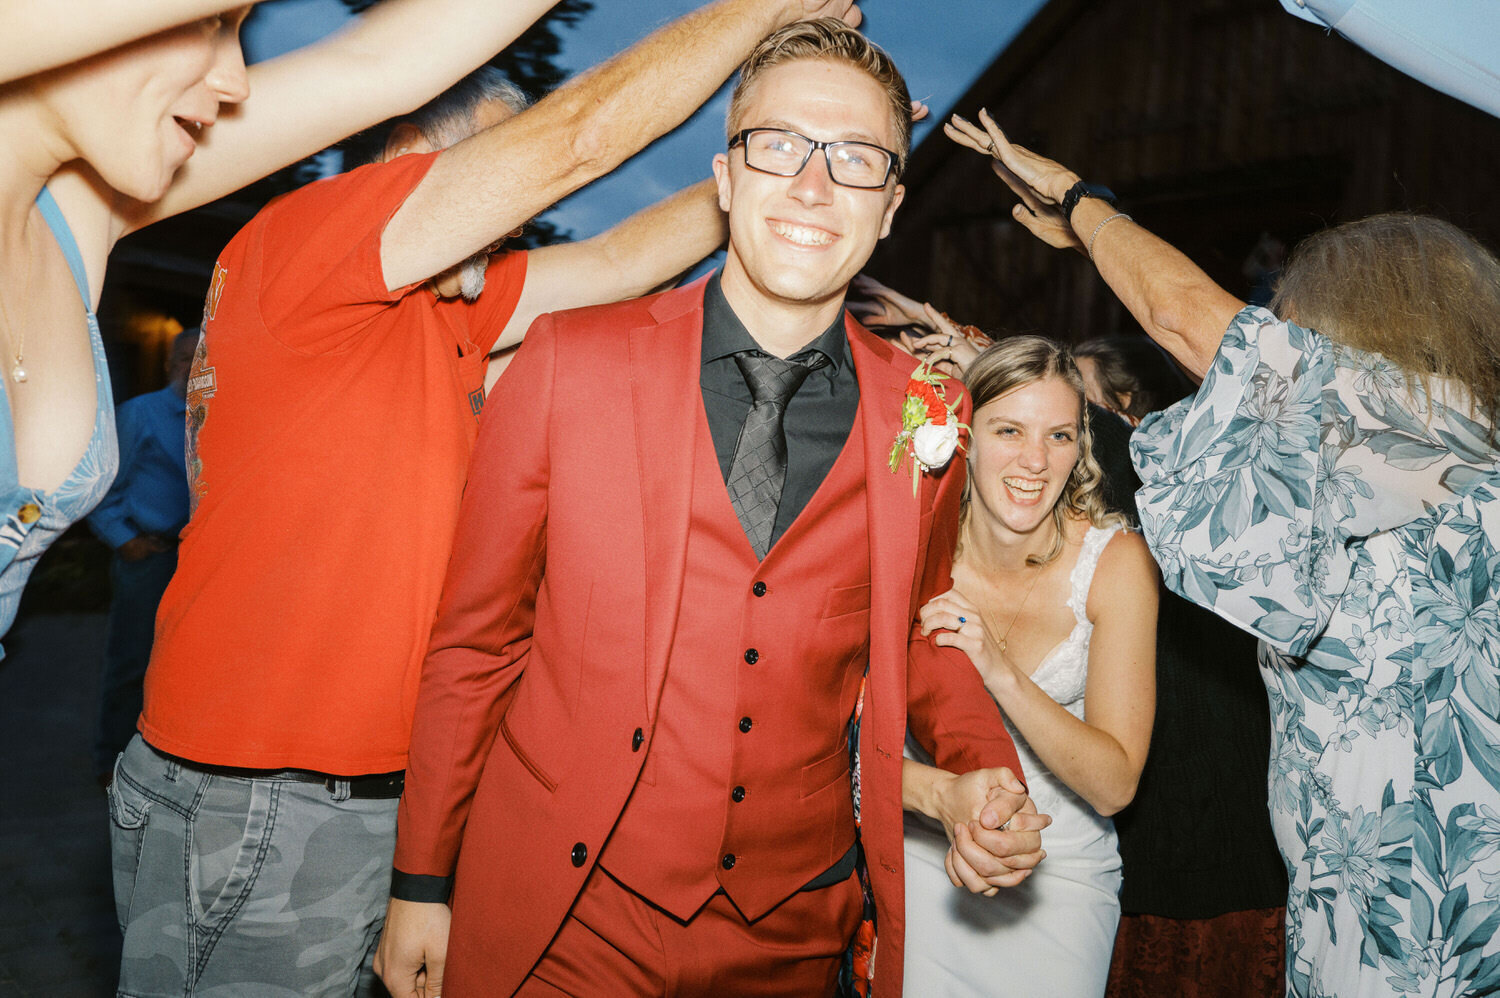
{"left": 996, "top": 561, "right": 1046, "bottom": 652}
{"left": 0, "top": 230, "right": 33, "bottom": 384}
{"left": 969, "top": 517, "right": 1060, "bottom": 653}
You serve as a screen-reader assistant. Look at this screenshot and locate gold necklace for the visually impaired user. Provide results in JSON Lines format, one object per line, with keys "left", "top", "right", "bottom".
{"left": 0, "top": 235, "right": 32, "bottom": 384}
{"left": 995, "top": 562, "right": 1046, "bottom": 652}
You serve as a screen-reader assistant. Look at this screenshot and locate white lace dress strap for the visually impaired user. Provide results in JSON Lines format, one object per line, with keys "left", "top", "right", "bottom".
{"left": 1030, "top": 523, "right": 1124, "bottom": 710}
{"left": 1068, "top": 523, "right": 1123, "bottom": 624}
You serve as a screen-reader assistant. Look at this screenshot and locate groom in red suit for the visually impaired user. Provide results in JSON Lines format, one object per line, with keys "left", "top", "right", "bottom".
{"left": 379, "top": 18, "right": 1044, "bottom": 997}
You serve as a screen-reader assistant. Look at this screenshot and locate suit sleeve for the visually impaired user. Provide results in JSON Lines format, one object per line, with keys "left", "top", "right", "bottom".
{"left": 904, "top": 399, "right": 1027, "bottom": 786}
{"left": 392, "top": 314, "right": 558, "bottom": 893}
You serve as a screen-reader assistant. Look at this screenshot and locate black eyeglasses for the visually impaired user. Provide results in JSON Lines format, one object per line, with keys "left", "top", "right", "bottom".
{"left": 729, "top": 128, "right": 898, "bottom": 190}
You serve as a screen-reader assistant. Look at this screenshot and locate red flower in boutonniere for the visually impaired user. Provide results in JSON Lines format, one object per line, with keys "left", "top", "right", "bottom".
{"left": 889, "top": 360, "right": 968, "bottom": 494}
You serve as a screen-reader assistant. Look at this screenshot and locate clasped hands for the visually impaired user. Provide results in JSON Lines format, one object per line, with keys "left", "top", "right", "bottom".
{"left": 935, "top": 764, "right": 1049, "bottom": 897}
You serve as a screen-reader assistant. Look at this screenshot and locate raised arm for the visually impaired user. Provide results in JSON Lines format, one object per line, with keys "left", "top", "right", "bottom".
{"left": 380, "top": 0, "right": 858, "bottom": 295}
{"left": 121, "top": 0, "right": 565, "bottom": 232}
{"left": 944, "top": 110, "right": 1243, "bottom": 378}
{"left": 0, "top": 1, "right": 250, "bottom": 84}
{"left": 484, "top": 178, "right": 727, "bottom": 390}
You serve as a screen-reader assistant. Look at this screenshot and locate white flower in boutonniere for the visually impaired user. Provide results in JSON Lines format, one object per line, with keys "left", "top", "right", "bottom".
{"left": 913, "top": 421, "right": 960, "bottom": 467}
{"left": 889, "top": 360, "right": 968, "bottom": 494}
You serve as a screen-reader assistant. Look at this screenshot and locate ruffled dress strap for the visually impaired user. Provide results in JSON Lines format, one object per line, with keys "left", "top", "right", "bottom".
{"left": 1067, "top": 523, "right": 1123, "bottom": 625}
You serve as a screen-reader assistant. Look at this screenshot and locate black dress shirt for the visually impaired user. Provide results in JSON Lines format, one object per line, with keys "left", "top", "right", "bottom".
{"left": 700, "top": 272, "right": 859, "bottom": 553}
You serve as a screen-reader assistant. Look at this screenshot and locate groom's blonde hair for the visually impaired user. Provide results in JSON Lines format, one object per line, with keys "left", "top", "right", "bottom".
{"left": 726, "top": 19, "right": 912, "bottom": 176}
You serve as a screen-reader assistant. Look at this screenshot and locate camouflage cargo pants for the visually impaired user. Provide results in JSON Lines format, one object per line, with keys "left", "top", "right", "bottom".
{"left": 108, "top": 736, "right": 397, "bottom": 997}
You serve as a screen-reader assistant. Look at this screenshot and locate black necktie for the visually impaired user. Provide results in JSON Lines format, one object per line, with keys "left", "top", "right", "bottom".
{"left": 725, "top": 350, "right": 829, "bottom": 558}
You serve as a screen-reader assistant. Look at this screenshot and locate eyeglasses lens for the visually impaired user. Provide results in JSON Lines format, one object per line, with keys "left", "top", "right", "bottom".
{"left": 742, "top": 130, "right": 890, "bottom": 189}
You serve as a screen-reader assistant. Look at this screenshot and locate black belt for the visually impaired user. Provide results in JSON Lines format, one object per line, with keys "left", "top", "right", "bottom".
{"left": 162, "top": 751, "right": 404, "bottom": 800}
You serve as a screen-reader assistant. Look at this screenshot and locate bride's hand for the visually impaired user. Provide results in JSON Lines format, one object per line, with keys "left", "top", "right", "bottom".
{"left": 919, "top": 588, "right": 1010, "bottom": 684}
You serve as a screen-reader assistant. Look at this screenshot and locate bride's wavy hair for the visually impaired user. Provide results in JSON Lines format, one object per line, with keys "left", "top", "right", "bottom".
{"left": 959, "top": 336, "right": 1125, "bottom": 566}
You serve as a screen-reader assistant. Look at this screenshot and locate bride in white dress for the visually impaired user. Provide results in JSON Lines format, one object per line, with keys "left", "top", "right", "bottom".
{"left": 901, "top": 335, "right": 1159, "bottom": 997}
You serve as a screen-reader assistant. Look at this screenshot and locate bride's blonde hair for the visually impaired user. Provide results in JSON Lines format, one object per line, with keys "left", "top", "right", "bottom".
{"left": 959, "top": 336, "right": 1125, "bottom": 566}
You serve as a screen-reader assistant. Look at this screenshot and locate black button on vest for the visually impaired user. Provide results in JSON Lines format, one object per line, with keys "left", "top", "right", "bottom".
{"left": 570, "top": 842, "right": 587, "bottom": 867}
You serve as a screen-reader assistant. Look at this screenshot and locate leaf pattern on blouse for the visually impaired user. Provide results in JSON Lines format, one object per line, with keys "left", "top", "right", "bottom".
{"left": 1132, "top": 306, "right": 1500, "bottom": 997}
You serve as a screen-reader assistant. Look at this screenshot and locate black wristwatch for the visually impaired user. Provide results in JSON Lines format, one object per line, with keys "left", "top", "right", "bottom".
{"left": 1060, "top": 181, "right": 1118, "bottom": 223}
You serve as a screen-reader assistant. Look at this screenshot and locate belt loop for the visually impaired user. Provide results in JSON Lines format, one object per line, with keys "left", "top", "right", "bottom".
{"left": 327, "top": 778, "right": 352, "bottom": 803}
{"left": 164, "top": 758, "right": 181, "bottom": 783}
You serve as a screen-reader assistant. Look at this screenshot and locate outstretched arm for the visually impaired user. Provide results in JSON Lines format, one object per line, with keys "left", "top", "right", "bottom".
{"left": 485, "top": 179, "right": 727, "bottom": 389}
{"left": 944, "top": 110, "right": 1243, "bottom": 378}
{"left": 847, "top": 273, "right": 932, "bottom": 331}
{"left": 848, "top": 275, "right": 991, "bottom": 377}
{"left": 121, "top": 0, "right": 565, "bottom": 232}
{"left": 0, "top": 1, "right": 248, "bottom": 84}
{"left": 380, "top": 0, "right": 859, "bottom": 295}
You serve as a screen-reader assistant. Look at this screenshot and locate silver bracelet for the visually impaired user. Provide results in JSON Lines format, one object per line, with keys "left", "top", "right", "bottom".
{"left": 1086, "top": 212, "right": 1133, "bottom": 261}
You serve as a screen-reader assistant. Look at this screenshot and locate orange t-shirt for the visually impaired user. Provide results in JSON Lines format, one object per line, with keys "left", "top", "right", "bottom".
{"left": 142, "top": 152, "right": 528, "bottom": 773}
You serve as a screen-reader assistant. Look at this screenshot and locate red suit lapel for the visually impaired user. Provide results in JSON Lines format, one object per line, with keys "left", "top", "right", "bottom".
{"left": 629, "top": 278, "right": 710, "bottom": 720}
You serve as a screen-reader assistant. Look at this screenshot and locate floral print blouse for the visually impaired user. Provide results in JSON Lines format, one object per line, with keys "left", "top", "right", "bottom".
{"left": 1132, "top": 306, "right": 1500, "bottom": 997}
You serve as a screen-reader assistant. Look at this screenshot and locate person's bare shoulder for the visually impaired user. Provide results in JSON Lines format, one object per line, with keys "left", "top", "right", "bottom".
{"left": 1087, "top": 527, "right": 1159, "bottom": 619}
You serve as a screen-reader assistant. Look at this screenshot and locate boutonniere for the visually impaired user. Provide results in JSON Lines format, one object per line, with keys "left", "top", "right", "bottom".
{"left": 888, "top": 360, "right": 968, "bottom": 494}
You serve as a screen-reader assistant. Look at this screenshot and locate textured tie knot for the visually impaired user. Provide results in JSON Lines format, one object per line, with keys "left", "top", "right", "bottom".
{"left": 733, "top": 350, "right": 829, "bottom": 407}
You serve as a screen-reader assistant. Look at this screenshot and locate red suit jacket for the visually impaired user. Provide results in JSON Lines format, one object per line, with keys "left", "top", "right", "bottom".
{"left": 394, "top": 278, "right": 1023, "bottom": 995}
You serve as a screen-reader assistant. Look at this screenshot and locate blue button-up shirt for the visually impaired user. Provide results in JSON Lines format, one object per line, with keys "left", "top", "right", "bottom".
{"left": 88, "top": 386, "right": 190, "bottom": 550}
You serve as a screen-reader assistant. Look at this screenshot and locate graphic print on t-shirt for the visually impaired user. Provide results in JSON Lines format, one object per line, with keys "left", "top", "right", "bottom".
{"left": 186, "top": 262, "right": 226, "bottom": 513}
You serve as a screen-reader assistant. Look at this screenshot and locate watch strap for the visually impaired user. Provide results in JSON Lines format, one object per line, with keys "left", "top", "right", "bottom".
{"left": 1061, "top": 181, "right": 1118, "bottom": 223}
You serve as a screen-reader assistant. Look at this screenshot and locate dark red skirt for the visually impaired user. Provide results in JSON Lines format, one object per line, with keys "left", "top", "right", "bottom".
{"left": 1106, "top": 906, "right": 1286, "bottom": 998}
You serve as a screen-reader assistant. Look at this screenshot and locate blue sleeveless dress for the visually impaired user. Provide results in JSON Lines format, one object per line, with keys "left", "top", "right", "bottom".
{"left": 0, "top": 188, "right": 119, "bottom": 651}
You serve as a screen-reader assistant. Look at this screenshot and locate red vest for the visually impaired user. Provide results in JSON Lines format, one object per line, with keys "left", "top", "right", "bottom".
{"left": 601, "top": 408, "right": 871, "bottom": 921}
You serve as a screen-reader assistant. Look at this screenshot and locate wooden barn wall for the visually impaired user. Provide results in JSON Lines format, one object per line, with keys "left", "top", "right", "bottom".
{"left": 869, "top": 0, "right": 1500, "bottom": 344}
